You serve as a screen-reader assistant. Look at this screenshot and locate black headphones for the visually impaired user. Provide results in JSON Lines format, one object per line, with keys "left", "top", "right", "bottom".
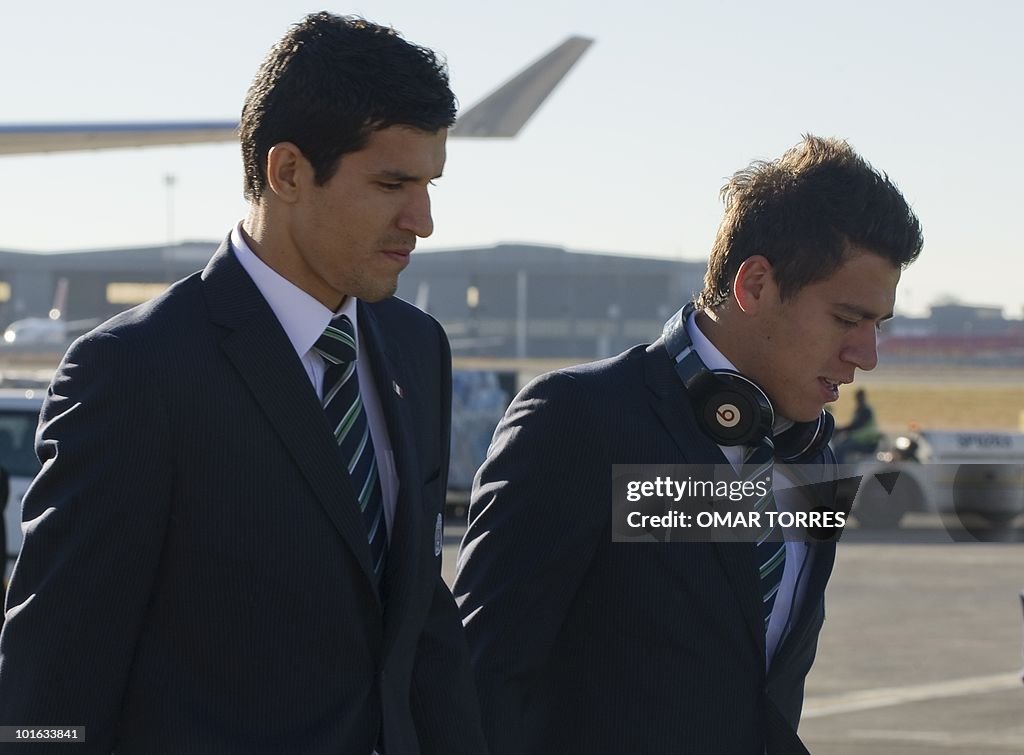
{"left": 662, "top": 302, "right": 834, "bottom": 463}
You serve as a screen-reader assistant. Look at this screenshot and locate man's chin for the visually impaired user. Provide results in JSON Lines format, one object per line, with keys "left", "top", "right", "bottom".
{"left": 356, "top": 279, "right": 399, "bottom": 303}
{"left": 795, "top": 409, "right": 826, "bottom": 424}
{"left": 778, "top": 400, "right": 826, "bottom": 425}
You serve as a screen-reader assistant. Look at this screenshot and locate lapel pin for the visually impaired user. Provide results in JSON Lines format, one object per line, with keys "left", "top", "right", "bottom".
{"left": 392, "top": 380, "right": 404, "bottom": 398}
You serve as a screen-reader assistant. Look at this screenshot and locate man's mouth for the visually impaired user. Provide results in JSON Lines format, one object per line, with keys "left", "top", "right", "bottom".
{"left": 819, "top": 376, "right": 851, "bottom": 400}
{"left": 381, "top": 247, "right": 413, "bottom": 264}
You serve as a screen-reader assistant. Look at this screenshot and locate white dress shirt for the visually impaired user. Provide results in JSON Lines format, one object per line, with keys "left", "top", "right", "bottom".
{"left": 685, "top": 310, "right": 813, "bottom": 670}
{"left": 230, "top": 223, "right": 398, "bottom": 540}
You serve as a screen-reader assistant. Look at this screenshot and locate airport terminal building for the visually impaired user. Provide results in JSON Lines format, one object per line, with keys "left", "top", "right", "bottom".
{"left": 0, "top": 243, "right": 214, "bottom": 328}
{"left": 0, "top": 241, "right": 707, "bottom": 360}
{"left": 3, "top": 240, "right": 1022, "bottom": 365}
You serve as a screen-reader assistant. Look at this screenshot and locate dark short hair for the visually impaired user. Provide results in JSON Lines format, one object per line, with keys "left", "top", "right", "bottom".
{"left": 240, "top": 12, "right": 456, "bottom": 201}
{"left": 697, "top": 135, "right": 923, "bottom": 309}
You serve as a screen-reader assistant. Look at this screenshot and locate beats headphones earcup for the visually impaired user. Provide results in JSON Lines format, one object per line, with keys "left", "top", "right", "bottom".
{"left": 694, "top": 370, "right": 774, "bottom": 447}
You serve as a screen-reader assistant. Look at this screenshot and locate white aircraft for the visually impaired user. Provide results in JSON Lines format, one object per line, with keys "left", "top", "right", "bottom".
{"left": 0, "top": 36, "right": 593, "bottom": 350}
{"left": 1, "top": 277, "right": 104, "bottom": 349}
{"left": 0, "top": 36, "right": 593, "bottom": 155}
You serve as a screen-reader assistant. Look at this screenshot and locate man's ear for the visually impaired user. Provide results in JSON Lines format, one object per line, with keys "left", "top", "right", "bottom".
{"left": 732, "top": 255, "right": 775, "bottom": 314}
{"left": 265, "top": 142, "right": 309, "bottom": 204}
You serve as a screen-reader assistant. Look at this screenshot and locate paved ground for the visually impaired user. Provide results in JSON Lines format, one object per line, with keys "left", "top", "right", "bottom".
{"left": 442, "top": 516, "right": 1024, "bottom": 754}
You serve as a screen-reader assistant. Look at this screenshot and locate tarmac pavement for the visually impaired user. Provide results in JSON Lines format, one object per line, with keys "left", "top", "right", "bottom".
{"left": 442, "top": 515, "right": 1024, "bottom": 754}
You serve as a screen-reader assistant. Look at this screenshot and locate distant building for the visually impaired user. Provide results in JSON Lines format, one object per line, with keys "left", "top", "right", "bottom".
{"left": 3, "top": 241, "right": 1023, "bottom": 365}
{"left": 0, "top": 241, "right": 707, "bottom": 360}
{"left": 928, "top": 303, "right": 1013, "bottom": 335}
{"left": 0, "top": 243, "right": 213, "bottom": 325}
{"left": 396, "top": 244, "right": 705, "bottom": 358}
{"left": 881, "top": 303, "right": 1024, "bottom": 366}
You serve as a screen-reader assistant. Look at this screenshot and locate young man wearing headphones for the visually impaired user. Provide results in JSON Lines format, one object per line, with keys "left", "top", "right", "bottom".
{"left": 453, "top": 135, "right": 923, "bottom": 755}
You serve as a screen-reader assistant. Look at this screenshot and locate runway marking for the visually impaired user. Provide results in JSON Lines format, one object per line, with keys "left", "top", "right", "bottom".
{"left": 847, "top": 727, "right": 1024, "bottom": 749}
{"left": 802, "top": 671, "right": 1022, "bottom": 719}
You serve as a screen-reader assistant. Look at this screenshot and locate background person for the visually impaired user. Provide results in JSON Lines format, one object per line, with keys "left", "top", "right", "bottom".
{"left": 833, "top": 387, "right": 883, "bottom": 462}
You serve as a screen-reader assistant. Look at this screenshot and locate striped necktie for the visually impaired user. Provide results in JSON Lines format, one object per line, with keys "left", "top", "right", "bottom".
{"left": 744, "top": 441, "right": 784, "bottom": 629}
{"left": 313, "top": 314, "right": 387, "bottom": 585}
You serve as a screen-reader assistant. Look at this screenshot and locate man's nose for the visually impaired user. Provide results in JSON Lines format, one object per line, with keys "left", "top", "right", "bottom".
{"left": 398, "top": 189, "right": 433, "bottom": 238}
{"left": 842, "top": 323, "right": 879, "bottom": 371}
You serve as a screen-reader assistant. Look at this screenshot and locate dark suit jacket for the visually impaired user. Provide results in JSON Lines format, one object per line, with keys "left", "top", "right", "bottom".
{"left": 454, "top": 342, "right": 837, "bottom": 755}
{"left": 0, "top": 239, "right": 487, "bottom": 754}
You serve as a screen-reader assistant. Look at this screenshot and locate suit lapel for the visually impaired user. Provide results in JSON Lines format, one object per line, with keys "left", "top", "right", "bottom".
{"left": 643, "top": 340, "right": 767, "bottom": 655}
{"left": 358, "top": 302, "right": 423, "bottom": 646}
{"left": 200, "top": 239, "right": 381, "bottom": 599}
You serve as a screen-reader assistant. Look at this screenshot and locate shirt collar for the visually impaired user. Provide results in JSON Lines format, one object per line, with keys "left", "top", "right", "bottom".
{"left": 685, "top": 307, "right": 735, "bottom": 374}
{"left": 230, "top": 221, "right": 359, "bottom": 357}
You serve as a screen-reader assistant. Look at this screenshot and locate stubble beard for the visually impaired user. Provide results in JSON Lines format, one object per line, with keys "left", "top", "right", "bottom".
{"left": 349, "top": 269, "right": 400, "bottom": 304}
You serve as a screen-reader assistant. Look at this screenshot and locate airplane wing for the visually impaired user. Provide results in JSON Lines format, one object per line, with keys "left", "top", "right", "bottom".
{"left": 0, "top": 121, "right": 239, "bottom": 156}
{"left": 0, "top": 35, "right": 593, "bottom": 156}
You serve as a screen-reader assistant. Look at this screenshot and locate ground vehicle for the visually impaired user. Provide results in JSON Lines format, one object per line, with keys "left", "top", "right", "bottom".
{"left": 0, "top": 389, "right": 44, "bottom": 580}
{"left": 844, "top": 430, "right": 1024, "bottom": 529}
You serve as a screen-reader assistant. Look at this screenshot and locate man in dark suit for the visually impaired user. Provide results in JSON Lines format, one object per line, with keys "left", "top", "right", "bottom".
{"left": 0, "top": 13, "right": 486, "bottom": 754}
{"left": 454, "top": 136, "right": 924, "bottom": 754}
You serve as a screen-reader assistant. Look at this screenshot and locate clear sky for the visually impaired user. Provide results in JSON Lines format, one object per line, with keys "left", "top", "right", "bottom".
{"left": 1, "top": 0, "right": 1021, "bottom": 317}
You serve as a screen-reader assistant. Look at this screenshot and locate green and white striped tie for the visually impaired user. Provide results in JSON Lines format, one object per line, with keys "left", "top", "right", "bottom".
{"left": 314, "top": 315, "right": 387, "bottom": 586}
{"left": 745, "top": 442, "right": 784, "bottom": 628}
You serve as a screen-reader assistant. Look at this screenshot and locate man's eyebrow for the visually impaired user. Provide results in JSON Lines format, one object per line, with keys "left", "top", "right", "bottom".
{"left": 836, "top": 303, "right": 894, "bottom": 321}
{"left": 371, "top": 169, "right": 444, "bottom": 182}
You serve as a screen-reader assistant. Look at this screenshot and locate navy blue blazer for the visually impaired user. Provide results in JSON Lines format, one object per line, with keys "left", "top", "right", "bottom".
{"left": 0, "top": 239, "right": 486, "bottom": 754}
{"left": 454, "top": 341, "right": 837, "bottom": 755}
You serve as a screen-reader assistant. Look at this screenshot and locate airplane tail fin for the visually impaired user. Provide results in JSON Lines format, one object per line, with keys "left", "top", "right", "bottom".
{"left": 450, "top": 36, "right": 593, "bottom": 138}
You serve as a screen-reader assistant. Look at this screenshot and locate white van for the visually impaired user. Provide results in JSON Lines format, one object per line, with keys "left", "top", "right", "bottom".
{"left": 847, "top": 430, "right": 1024, "bottom": 529}
{"left": 0, "top": 389, "right": 44, "bottom": 581}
